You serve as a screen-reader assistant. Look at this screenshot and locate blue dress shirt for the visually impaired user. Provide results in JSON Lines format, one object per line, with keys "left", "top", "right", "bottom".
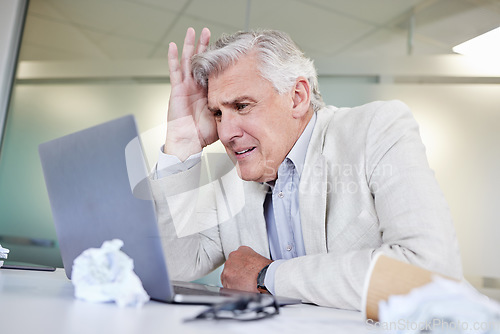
{"left": 263, "top": 112, "right": 316, "bottom": 294}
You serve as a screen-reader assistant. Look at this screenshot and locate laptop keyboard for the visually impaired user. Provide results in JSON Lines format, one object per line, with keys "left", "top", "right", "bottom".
{"left": 173, "top": 285, "right": 222, "bottom": 296}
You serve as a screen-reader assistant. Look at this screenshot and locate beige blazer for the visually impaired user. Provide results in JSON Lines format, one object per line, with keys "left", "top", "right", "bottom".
{"left": 150, "top": 100, "right": 462, "bottom": 310}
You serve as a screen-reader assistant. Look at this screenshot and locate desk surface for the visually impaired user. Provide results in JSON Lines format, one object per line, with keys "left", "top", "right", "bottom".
{"left": 0, "top": 268, "right": 370, "bottom": 334}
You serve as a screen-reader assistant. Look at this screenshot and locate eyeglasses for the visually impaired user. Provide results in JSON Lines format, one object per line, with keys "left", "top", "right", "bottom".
{"left": 185, "top": 294, "right": 280, "bottom": 322}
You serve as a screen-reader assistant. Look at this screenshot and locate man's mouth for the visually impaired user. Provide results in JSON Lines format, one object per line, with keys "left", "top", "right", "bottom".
{"left": 235, "top": 147, "right": 256, "bottom": 156}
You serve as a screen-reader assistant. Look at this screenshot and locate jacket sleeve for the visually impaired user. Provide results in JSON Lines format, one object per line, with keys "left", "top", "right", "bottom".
{"left": 273, "top": 101, "right": 463, "bottom": 310}
{"left": 149, "top": 161, "right": 225, "bottom": 281}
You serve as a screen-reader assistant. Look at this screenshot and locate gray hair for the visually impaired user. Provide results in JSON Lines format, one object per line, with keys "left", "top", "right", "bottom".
{"left": 191, "top": 29, "right": 325, "bottom": 112}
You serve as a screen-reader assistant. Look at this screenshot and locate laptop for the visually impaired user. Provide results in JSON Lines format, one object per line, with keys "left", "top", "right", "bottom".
{"left": 38, "top": 115, "right": 300, "bottom": 306}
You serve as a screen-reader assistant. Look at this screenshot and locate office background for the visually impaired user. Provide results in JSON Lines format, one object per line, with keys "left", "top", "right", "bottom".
{"left": 0, "top": 0, "right": 499, "bottom": 287}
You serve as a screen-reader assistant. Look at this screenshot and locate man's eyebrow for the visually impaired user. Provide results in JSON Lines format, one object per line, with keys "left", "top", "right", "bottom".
{"left": 225, "top": 96, "right": 256, "bottom": 104}
{"left": 208, "top": 96, "right": 257, "bottom": 111}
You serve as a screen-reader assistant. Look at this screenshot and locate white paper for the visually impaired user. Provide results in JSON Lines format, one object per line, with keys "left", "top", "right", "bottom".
{"left": 378, "top": 276, "right": 500, "bottom": 333}
{"left": 71, "top": 239, "right": 149, "bottom": 308}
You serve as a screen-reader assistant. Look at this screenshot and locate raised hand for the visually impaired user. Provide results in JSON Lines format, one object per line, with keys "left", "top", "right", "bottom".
{"left": 164, "top": 27, "right": 218, "bottom": 161}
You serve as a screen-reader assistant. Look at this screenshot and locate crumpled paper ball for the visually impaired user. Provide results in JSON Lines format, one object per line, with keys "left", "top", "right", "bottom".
{"left": 378, "top": 276, "right": 500, "bottom": 334}
{"left": 72, "top": 239, "right": 149, "bottom": 308}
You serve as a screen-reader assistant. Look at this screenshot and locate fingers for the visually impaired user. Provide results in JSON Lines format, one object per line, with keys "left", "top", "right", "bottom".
{"left": 220, "top": 271, "right": 225, "bottom": 288}
{"left": 167, "top": 42, "right": 181, "bottom": 86}
{"left": 196, "top": 27, "right": 211, "bottom": 54}
{"left": 180, "top": 27, "right": 196, "bottom": 78}
{"left": 169, "top": 27, "right": 210, "bottom": 85}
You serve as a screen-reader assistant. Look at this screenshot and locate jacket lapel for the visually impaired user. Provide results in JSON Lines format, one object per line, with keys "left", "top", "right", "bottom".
{"left": 298, "top": 109, "right": 334, "bottom": 255}
{"left": 299, "top": 154, "right": 328, "bottom": 255}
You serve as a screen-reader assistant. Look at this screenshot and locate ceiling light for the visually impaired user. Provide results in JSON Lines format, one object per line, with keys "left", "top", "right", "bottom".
{"left": 453, "top": 26, "right": 500, "bottom": 57}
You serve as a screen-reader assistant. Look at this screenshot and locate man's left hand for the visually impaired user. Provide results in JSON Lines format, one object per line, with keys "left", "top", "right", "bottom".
{"left": 221, "top": 246, "right": 272, "bottom": 292}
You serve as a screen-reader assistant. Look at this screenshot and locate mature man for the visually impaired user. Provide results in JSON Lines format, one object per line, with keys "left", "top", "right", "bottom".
{"left": 150, "top": 27, "right": 462, "bottom": 310}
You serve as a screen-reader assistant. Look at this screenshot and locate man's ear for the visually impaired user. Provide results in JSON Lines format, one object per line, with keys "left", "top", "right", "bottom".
{"left": 291, "top": 77, "right": 311, "bottom": 118}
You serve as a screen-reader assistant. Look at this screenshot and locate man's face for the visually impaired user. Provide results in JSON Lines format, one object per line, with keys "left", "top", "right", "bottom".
{"left": 207, "top": 54, "right": 301, "bottom": 183}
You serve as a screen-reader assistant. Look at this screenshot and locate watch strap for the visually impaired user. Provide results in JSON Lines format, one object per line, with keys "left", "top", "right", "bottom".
{"left": 257, "top": 263, "right": 271, "bottom": 294}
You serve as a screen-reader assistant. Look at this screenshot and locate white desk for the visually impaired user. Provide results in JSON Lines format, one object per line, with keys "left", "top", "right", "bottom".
{"left": 0, "top": 268, "right": 371, "bottom": 334}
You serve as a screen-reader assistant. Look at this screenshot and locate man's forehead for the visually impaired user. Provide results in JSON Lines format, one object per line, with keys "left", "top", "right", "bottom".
{"left": 207, "top": 62, "right": 260, "bottom": 104}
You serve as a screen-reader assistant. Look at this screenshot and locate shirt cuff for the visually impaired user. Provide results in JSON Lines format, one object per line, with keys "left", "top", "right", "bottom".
{"left": 264, "top": 259, "right": 286, "bottom": 295}
{"left": 153, "top": 145, "right": 202, "bottom": 179}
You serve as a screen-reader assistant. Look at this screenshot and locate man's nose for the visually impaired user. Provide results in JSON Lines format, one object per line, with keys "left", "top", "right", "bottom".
{"left": 217, "top": 112, "right": 243, "bottom": 144}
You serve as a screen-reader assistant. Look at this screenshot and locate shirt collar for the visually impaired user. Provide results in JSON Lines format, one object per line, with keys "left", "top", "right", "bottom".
{"left": 286, "top": 112, "right": 317, "bottom": 178}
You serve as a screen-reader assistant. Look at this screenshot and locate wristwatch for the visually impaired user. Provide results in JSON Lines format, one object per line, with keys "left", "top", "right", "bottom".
{"left": 257, "top": 264, "right": 271, "bottom": 294}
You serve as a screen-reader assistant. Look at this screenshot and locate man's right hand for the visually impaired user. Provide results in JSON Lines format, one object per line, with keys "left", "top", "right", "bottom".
{"left": 164, "top": 27, "right": 218, "bottom": 161}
